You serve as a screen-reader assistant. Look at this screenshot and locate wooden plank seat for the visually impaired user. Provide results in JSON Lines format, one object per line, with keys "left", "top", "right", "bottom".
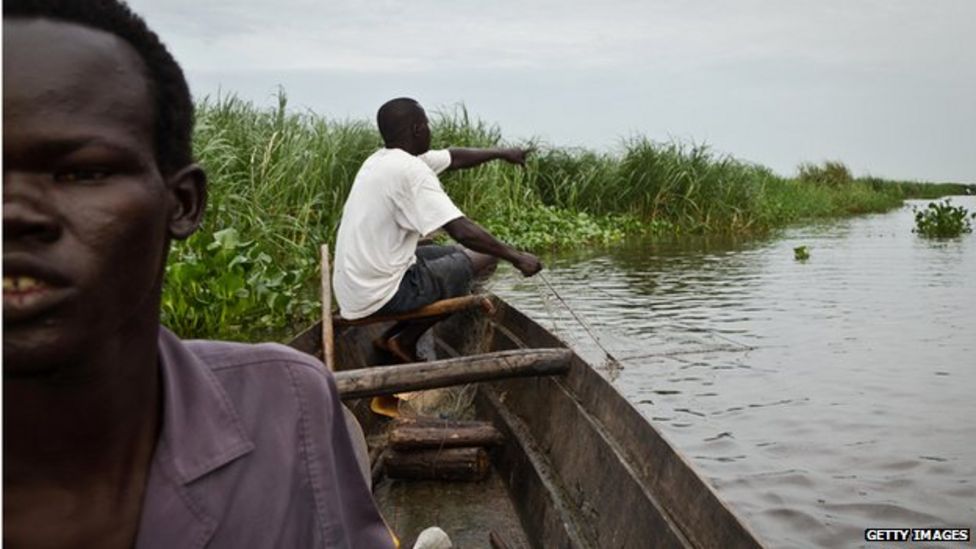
{"left": 318, "top": 244, "right": 494, "bottom": 373}
{"left": 332, "top": 294, "right": 496, "bottom": 327}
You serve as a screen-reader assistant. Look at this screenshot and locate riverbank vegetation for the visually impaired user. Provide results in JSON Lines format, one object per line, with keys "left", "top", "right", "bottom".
{"left": 162, "top": 95, "right": 972, "bottom": 340}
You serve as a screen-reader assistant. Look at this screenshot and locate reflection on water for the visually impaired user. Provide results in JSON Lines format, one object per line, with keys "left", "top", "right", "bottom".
{"left": 492, "top": 196, "right": 976, "bottom": 548}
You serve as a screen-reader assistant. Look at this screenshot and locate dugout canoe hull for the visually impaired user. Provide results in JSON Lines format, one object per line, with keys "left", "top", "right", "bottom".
{"left": 289, "top": 295, "right": 762, "bottom": 548}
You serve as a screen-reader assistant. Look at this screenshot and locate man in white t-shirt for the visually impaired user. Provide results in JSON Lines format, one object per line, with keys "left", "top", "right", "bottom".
{"left": 334, "top": 97, "right": 542, "bottom": 361}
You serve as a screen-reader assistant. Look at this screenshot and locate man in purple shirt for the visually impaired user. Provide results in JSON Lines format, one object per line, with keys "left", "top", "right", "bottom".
{"left": 2, "top": 1, "right": 394, "bottom": 547}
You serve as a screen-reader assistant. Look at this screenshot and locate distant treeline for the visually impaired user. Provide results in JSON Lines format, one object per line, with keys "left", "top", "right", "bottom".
{"left": 161, "top": 94, "right": 970, "bottom": 341}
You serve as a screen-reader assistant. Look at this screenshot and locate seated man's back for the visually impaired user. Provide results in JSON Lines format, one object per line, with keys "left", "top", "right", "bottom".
{"left": 332, "top": 98, "right": 542, "bottom": 362}
{"left": 334, "top": 147, "right": 458, "bottom": 320}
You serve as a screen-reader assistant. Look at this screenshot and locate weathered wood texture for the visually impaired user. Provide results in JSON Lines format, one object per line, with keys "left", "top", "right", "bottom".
{"left": 289, "top": 295, "right": 763, "bottom": 549}
{"left": 472, "top": 303, "right": 763, "bottom": 549}
{"left": 394, "top": 417, "right": 496, "bottom": 429}
{"left": 389, "top": 422, "right": 503, "bottom": 450}
{"left": 475, "top": 388, "right": 599, "bottom": 548}
{"left": 385, "top": 447, "right": 490, "bottom": 481}
{"left": 320, "top": 244, "right": 335, "bottom": 371}
{"left": 489, "top": 531, "right": 514, "bottom": 549}
{"left": 333, "top": 294, "right": 495, "bottom": 326}
{"left": 334, "top": 348, "right": 571, "bottom": 399}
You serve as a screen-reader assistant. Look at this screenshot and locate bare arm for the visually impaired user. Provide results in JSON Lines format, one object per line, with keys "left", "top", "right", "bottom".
{"left": 443, "top": 217, "right": 542, "bottom": 276}
{"left": 447, "top": 147, "right": 532, "bottom": 171}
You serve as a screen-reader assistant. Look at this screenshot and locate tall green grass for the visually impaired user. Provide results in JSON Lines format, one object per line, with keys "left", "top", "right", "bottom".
{"left": 162, "top": 94, "right": 969, "bottom": 340}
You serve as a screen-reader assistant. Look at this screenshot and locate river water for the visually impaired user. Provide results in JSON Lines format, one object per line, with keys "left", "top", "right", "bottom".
{"left": 492, "top": 196, "right": 976, "bottom": 548}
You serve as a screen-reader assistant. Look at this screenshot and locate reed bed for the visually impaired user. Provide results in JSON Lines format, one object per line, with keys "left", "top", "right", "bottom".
{"left": 162, "top": 94, "right": 969, "bottom": 341}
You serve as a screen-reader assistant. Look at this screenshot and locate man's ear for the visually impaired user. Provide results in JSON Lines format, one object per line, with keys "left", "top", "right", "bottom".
{"left": 165, "top": 164, "right": 207, "bottom": 240}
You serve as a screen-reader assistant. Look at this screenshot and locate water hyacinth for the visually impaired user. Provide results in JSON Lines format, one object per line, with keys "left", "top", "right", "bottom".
{"left": 913, "top": 199, "right": 975, "bottom": 238}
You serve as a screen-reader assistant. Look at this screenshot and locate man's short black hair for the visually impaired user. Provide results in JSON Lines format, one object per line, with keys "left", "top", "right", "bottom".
{"left": 377, "top": 97, "right": 424, "bottom": 145}
{"left": 5, "top": 0, "right": 194, "bottom": 176}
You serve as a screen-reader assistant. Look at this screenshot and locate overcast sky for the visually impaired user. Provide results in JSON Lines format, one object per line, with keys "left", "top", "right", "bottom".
{"left": 129, "top": 0, "right": 975, "bottom": 182}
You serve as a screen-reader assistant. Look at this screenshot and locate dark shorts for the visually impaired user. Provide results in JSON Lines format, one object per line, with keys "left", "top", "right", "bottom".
{"left": 375, "top": 245, "right": 474, "bottom": 316}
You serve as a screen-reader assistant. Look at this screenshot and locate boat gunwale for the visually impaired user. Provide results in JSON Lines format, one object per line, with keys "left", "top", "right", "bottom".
{"left": 479, "top": 300, "right": 763, "bottom": 548}
{"left": 288, "top": 294, "right": 763, "bottom": 548}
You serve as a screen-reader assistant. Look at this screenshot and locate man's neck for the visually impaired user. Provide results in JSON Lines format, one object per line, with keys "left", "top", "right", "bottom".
{"left": 2, "top": 325, "right": 162, "bottom": 549}
{"left": 3, "top": 326, "right": 162, "bottom": 487}
{"left": 385, "top": 141, "right": 424, "bottom": 156}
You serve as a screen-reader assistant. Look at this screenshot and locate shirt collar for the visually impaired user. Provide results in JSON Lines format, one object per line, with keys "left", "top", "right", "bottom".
{"left": 155, "top": 327, "right": 254, "bottom": 483}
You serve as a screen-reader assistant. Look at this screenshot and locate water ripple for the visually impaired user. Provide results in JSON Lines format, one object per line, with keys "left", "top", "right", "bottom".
{"left": 495, "top": 196, "right": 976, "bottom": 547}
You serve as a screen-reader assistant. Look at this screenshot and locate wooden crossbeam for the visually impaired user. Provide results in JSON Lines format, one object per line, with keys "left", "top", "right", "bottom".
{"left": 334, "top": 348, "right": 571, "bottom": 399}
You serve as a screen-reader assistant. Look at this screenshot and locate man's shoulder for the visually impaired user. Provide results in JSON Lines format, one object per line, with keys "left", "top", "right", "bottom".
{"left": 185, "top": 339, "right": 321, "bottom": 369}
{"left": 159, "top": 338, "right": 394, "bottom": 548}
{"left": 355, "top": 148, "right": 425, "bottom": 187}
{"left": 389, "top": 148, "right": 423, "bottom": 167}
{"left": 183, "top": 339, "right": 332, "bottom": 395}
{"left": 417, "top": 149, "right": 452, "bottom": 173}
{"left": 368, "top": 147, "right": 444, "bottom": 173}
{"left": 178, "top": 339, "right": 339, "bottom": 453}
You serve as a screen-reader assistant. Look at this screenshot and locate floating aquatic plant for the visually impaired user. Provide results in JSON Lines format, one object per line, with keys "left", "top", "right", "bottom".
{"left": 913, "top": 199, "right": 974, "bottom": 238}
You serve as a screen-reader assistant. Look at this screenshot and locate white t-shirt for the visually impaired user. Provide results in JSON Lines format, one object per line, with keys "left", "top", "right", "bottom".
{"left": 333, "top": 148, "right": 463, "bottom": 319}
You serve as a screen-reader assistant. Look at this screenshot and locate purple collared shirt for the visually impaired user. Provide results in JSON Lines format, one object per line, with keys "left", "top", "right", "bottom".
{"left": 135, "top": 328, "right": 395, "bottom": 549}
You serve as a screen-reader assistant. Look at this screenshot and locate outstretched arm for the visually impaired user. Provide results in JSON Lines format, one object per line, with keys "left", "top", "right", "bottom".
{"left": 447, "top": 147, "right": 532, "bottom": 171}
{"left": 443, "top": 217, "right": 542, "bottom": 276}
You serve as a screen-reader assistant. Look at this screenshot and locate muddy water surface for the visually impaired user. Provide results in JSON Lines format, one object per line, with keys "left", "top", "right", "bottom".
{"left": 493, "top": 196, "right": 976, "bottom": 548}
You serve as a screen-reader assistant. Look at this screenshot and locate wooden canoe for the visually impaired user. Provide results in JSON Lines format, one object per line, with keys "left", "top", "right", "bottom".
{"left": 289, "top": 295, "right": 763, "bottom": 548}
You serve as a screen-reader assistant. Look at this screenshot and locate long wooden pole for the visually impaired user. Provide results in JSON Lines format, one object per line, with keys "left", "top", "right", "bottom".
{"left": 334, "top": 348, "right": 571, "bottom": 399}
{"left": 320, "top": 244, "right": 335, "bottom": 371}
